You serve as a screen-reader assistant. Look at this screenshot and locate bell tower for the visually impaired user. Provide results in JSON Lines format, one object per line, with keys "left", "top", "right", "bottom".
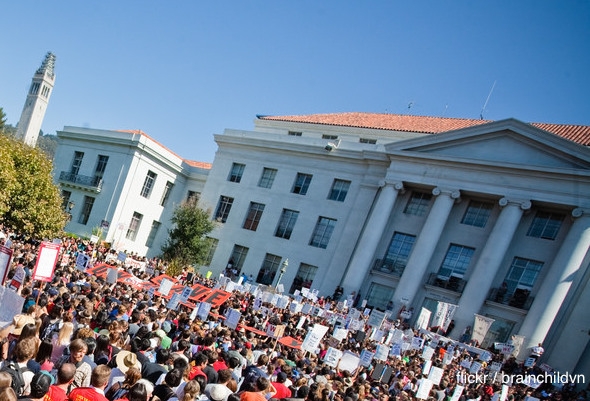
{"left": 16, "top": 52, "right": 56, "bottom": 147}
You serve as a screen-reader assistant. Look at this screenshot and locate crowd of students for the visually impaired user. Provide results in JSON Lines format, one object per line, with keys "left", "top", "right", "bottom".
{"left": 0, "top": 228, "right": 588, "bottom": 401}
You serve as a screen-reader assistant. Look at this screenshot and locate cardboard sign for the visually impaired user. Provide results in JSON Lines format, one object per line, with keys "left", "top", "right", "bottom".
{"left": 32, "top": 242, "right": 61, "bottom": 282}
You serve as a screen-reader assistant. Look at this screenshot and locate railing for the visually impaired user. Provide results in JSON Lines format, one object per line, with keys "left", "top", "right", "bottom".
{"left": 487, "top": 287, "right": 534, "bottom": 310}
{"left": 426, "top": 273, "right": 467, "bottom": 293}
{"left": 59, "top": 171, "right": 103, "bottom": 192}
{"left": 372, "top": 259, "right": 405, "bottom": 278}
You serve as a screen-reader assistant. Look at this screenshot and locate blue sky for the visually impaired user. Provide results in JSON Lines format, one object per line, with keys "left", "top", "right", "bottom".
{"left": 2, "top": 1, "right": 589, "bottom": 163}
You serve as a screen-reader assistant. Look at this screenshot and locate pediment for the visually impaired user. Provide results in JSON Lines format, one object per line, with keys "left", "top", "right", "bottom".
{"left": 385, "top": 119, "right": 590, "bottom": 170}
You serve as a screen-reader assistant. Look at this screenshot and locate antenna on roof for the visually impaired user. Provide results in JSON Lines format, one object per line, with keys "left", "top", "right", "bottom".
{"left": 407, "top": 101, "right": 414, "bottom": 115}
{"left": 480, "top": 80, "right": 496, "bottom": 120}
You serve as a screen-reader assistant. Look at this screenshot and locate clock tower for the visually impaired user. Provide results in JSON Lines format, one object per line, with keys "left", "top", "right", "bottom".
{"left": 16, "top": 52, "right": 56, "bottom": 147}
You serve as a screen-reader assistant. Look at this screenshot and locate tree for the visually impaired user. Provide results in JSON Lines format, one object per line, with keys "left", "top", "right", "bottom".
{"left": 160, "top": 199, "right": 216, "bottom": 276}
{"left": 0, "top": 133, "right": 67, "bottom": 238}
{"left": 0, "top": 108, "right": 6, "bottom": 133}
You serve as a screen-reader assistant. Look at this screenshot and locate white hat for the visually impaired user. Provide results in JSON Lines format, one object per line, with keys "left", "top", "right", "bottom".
{"left": 115, "top": 350, "right": 142, "bottom": 374}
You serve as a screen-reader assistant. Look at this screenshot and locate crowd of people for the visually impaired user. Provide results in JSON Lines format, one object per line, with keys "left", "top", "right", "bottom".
{"left": 0, "top": 227, "right": 588, "bottom": 401}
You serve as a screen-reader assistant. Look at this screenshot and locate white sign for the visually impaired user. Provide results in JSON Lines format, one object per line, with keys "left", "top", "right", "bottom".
{"left": 415, "top": 378, "right": 434, "bottom": 400}
{"left": 301, "top": 324, "right": 329, "bottom": 353}
{"left": 374, "top": 344, "right": 390, "bottom": 361}
{"left": 338, "top": 351, "right": 360, "bottom": 373}
{"left": 225, "top": 308, "right": 241, "bottom": 330}
{"left": 472, "top": 314, "right": 495, "bottom": 344}
{"left": 197, "top": 302, "right": 211, "bottom": 321}
{"left": 323, "top": 347, "right": 343, "bottom": 367}
{"left": 359, "top": 349, "right": 375, "bottom": 367}
{"left": 415, "top": 307, "right": 432, "bottom": 330}
{"left": 450, "top": 385, "right": 465, "bottom": 401}
{"left": 428, "top": 366, "right": 444, "bottom": 386}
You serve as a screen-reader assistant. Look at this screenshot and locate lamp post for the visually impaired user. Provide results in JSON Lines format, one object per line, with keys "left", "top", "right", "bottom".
{"left": 275, "top": 258, "right": 288, "bottom": 291}
{"left": 66, "top": 201, "right": 75, "bottom": 222}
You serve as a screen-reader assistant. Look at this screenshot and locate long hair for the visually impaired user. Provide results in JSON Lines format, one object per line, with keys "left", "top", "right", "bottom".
{"left": 181, "top": 380, "right": 200, "bottom": 401}
{"left": 35, "top": 338, "right": 53, "bottom": 363}
{"left": 57, "top": 322, "right": 74, "bottom": 346}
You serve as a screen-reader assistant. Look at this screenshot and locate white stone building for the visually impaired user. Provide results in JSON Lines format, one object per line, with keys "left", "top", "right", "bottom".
{"left": 54, "top": 112, "right": 590, "bottom": 377}
{"left": 53, "top": 127, "right": 210, "bottom": 257}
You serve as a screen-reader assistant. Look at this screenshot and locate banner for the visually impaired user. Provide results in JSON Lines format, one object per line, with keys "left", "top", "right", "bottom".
{"left": 431, "top": 302, "right": 458, "bottom": 332}
{"left": 510, "top": 335, "right": 525, "bottom": 358}
{"left": 415, "top": 307, "right": 431, "bottom": 330}
{"left": 472, "top": 314, "right": 495, "bottom": 344}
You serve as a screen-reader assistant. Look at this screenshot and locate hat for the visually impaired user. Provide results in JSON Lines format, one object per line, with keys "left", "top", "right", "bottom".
{"left": 98, "top": 329, "right": 110, "bottom": 337}
{"left": 115, "top": 350, "right": 142, "bottom": 373}
{"left": 29, "top": 371, "right": 53, "bottom": 398}
{"left": 12, "top": 314, "right": 35, "bottom": 336}
{"left": 276, "top": 372, "right": 288, "bottom": 383}
{"left": 343, "top": 378, "right": 353, "bottom": 388}
{"left": 48, "top": 288, "right": 59, "bottom": 296}
{"left": 208, "top": 384, "right": 230, "bottom": 401}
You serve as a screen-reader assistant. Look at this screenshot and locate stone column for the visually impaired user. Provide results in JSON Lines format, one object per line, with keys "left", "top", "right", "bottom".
{"left": 392, "top": 187, "right": 461, "bottom": 307}
{"left": 341, "top": 181, "right": 404, "bottom": 293}
{"left": 518, "top": 208, "right": 590, "bottom": 358}
{"left": 453, "top": 198, "right": 531, "bottom": 336}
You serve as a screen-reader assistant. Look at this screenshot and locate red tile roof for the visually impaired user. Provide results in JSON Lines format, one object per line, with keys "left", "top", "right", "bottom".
{"left": 259, "top": 113, "right": 590, "bottom": 146}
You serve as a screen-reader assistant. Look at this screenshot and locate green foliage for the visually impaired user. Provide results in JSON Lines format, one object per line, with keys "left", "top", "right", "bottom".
{"left": 0, "top": 133, "right": 67, "bottom": 238}
{"left": 161, "top": 200, "right": 216, "bottom": 274}
{"left": 0, "top": 108, "right": 6, "bottom": 133}
{"left": 37, "top": 132, "right": 57, "bottom": 159}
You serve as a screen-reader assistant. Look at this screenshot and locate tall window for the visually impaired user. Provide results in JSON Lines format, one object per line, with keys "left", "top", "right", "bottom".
{"left": 309, "top": 217, "right": 337, "bottom": 249}
{"left": 366, "top": 283, "right": 394, "bottom": 310}
{"left": 229, "top": 245, "right": 249, "bottom": 274}
{"left": 70, "top": 151, "right": 84, "bottom": 175}
{"left": 382, "top": 232, "right": 416, "bottom": 274}
{"left": 204, "top": 237, "right": 219, "bottom": 266}
{"left": 215, "top": 196, "right": 234, "bottom": 223}
{"left": 61, "top": 190, "right": 72, "bottom": 210}
{"left": 292, "top": 173, "right": 312, "bottom": 195}
{"left": 256, "top": 253, "right": 282, "bottom": 285}
{"left": 290, "top": 263, "right": 318, "bottom": 294}
{"left": 126, "top": 212, "right": 143, "bottom": 241}
{"left": 140, "top": 171, "right": 157, "bottom": 198}
{"left": 186, "top": 191, "right": 200, "bottom": 204}
{"left": 437, "top": 244, "right": 475, "bottom": 278}
{"left": 275, "top": 209, "right": 299, "bottom": 239}
{"left": 30, "top": 82, "right": 40, "bottom": 95}
{"left": 78, "top": 196, "right": 95, "bottom": 225}
{"left": 462, "top": 201, "right": 493, "bottom": 228}
{"left": 404, "top": 191, "right": 432, "bottom": 216}
{"left": 328, "top": 179, "right": 351, "bottom": 202}
{"left": 527, "top": 211, "right": 564, "bottom": 240}
{"left": 94, "top": 155, "right": 109, "bottom": 181}
{"left": 145, "top": 221, "right": 161, "bottom": 247}
{"left": 504, "top": 257, "right": 544, "bottom": 295}
{"left": 160, "top": 181, "right": 174, "bottom": 207}
{"left": 228, "top": 163, "right": 246, "bottom": 183}
{"left": 258, "top": 167, "right": 277, "bottom": 189}
{"left": 243, "top": 202, "right": 265, "bottom": 231}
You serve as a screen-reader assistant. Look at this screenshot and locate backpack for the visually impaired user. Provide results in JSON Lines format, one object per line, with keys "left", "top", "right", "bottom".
{"left": 1, "top": 360, "right": 29, "bottom": 396}
{"left": 40, "top": 320, "right": 60, "bottom": 341}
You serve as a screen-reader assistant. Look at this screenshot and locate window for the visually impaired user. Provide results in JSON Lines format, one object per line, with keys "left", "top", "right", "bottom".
{"left": 160, "top": 181, "right": 174, "bottom": 207}
{"left": 322, "top": 134, "right": 338, "bottom": 140}
{"left": 186, "top": 191, "right": 200, "bottom": 204}
{"left": 292, "top": 173, "right": 312, "bottom": 195}
{"left": 309, "top": 217, "right": 337, "bottom": 249}
{"left": 290, "top": 263, "right": 318, "bottom": 294}
{"left": 70, "top": 151, "right": 84, "bottom": 175}
{"left": 140, "top": 171, "right": 157, "bottom": 198}
{"left": 360, "top": 138, "right": 377, "bottom": 144}
{"left": 328, "top": 179, "right": 351, "bottom": 202}
{"left": 204, "top": 237, "right": 219, "bottom": 266}
{"left": 404, "top": 191, "right": 432, "bottom": 216}
{"left": 228, "top": 163, "right": 246, "bottom": 183}
{"left": 256, "top": 253, "right": 282, "bottom": 285}
{"left": 145, "top": 221, "right": 161, "bottom": 247}
{"left": 275, "top": 209, "right": 299, "bottom": 239}
{"left": 126, "top": 212, "right": 143, "bottom": 241}
{"left": 527, "top": 211, "right": 564, "bottom": 240}
{"left": 243, "top": 202, "right": 265, "bottom": 231}
{"left": 288, "top": 131, "right": 302, "bottom": 136}
{"left": 366, "top": 283, "right": 395, "bottom": 310}
{"left": 215, "top": 196, "right": 234, "bottom": 223}
{"left": 258, "top": 167, "right": 277, "bottom": 189}
{"left": 461, "top": 201, "right": 493, "bottom": 228}
{"left": 382, "top": 232, "right": 416, "bottom": 274}
{"left": 504, "top": 257, "right": 544, "bottom": 295}
{"left": 61, "top": 190, "right": 72, "bottom": 210}
{"left": 437, "top": 244, "right": 475, "bottom": 278}
{"left": 78, "top": 196, "right": 95, "bottom": 225}
{"left": 30, "top": 82, "right": 40, "bottom": 95}
{"left": 229, "top": 245, "right": 249, "bottom": 274}
{"left": 94, "top": 155, "right": 109, "bottom": 181}
{"left": 41, "top": 85, "right": 50, "bottom": 98}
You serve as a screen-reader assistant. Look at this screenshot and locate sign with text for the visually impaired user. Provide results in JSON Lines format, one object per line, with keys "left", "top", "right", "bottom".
{"left": 32, "top": 242, "right": 61, "bottom": 282}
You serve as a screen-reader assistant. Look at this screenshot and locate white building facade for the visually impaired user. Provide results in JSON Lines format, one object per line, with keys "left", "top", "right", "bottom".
{"left": 53, "top": 127, "right": 209, "bottom": 257}
{"left": 53, "top": 113, "right": 590, "bottom": 378}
